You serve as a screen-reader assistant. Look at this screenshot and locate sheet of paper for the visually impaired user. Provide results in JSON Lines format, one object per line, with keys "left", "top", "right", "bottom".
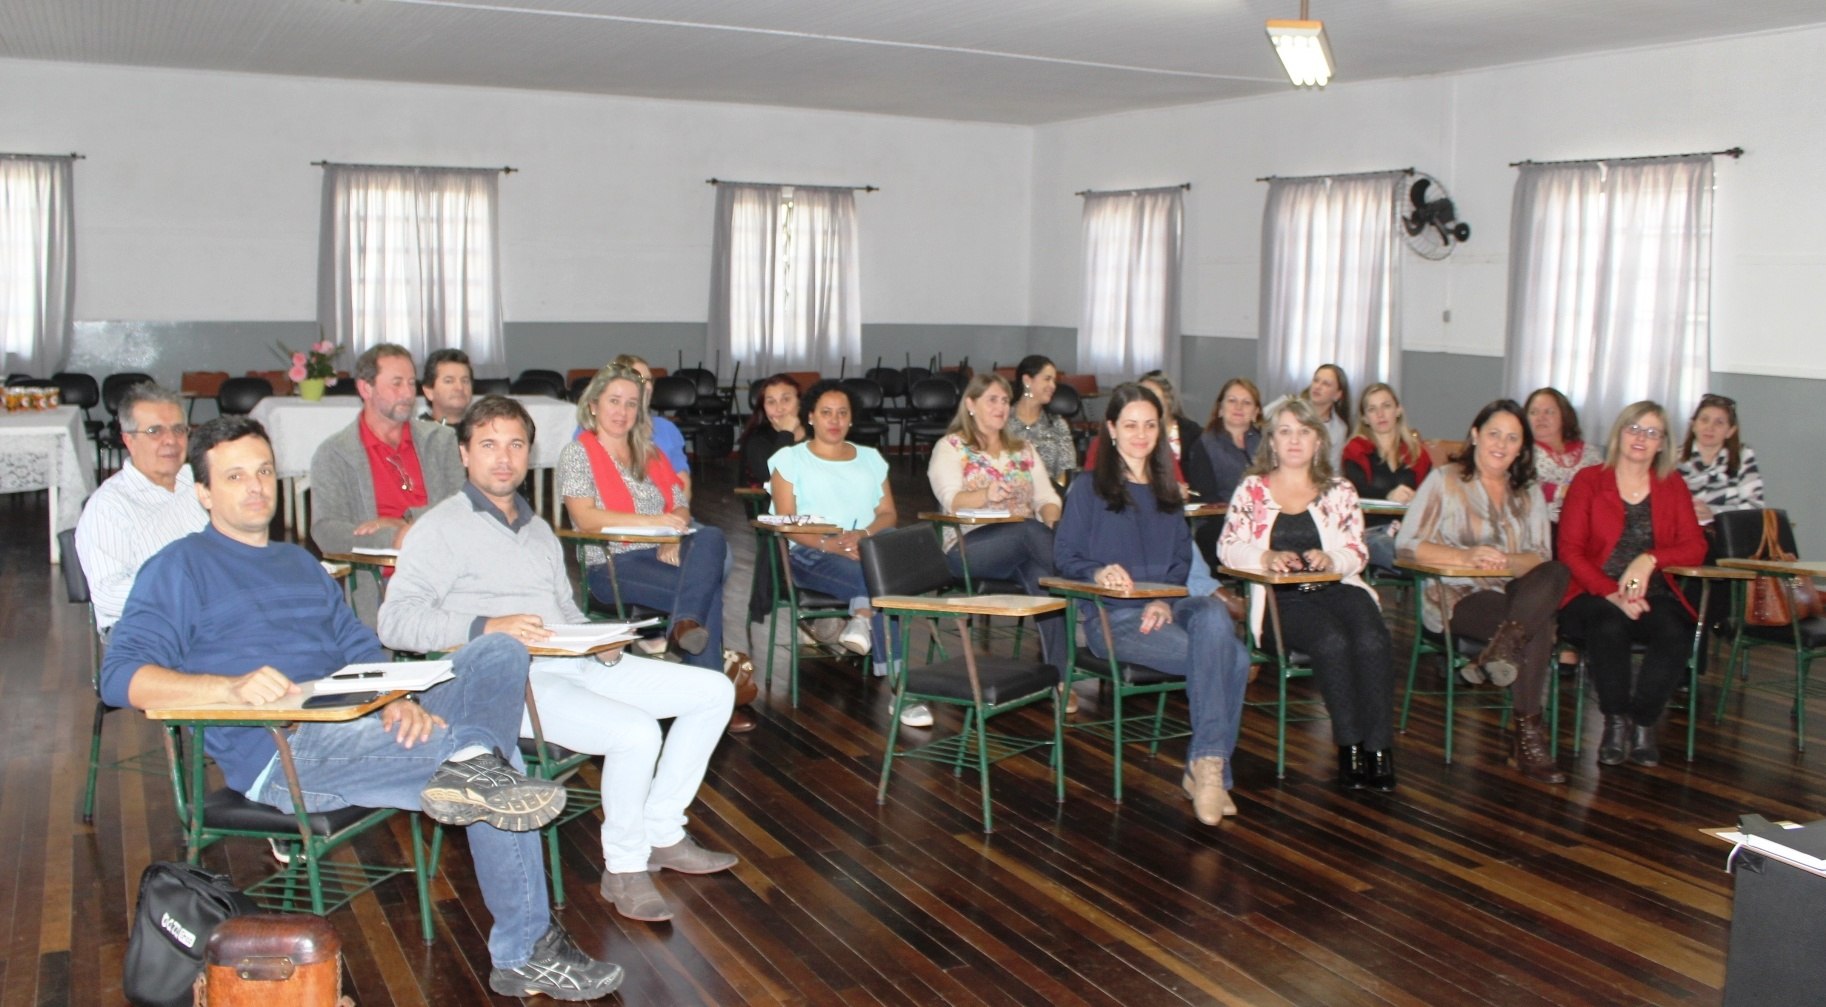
{"left": 597, "top": 526, "right": 697, "bottom": 538}
{"left": 307, "top": 659, "right": 454, "bottom": 696}
{"left": 536, "top": 620, "right": 662, "bottom": 654}
{"left": 352, "top": 546, "right": 401, "bottom": 557}
{"left": 956, "top": 508, "right": 1012, "bottom": 519}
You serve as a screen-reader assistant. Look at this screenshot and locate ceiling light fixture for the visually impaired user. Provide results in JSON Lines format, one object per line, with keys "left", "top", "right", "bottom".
{"left": 1265, "top": 0, "right": 1334, "bottom": 88}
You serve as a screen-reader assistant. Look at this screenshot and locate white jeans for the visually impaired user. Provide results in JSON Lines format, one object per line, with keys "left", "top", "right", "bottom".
{"left": 522, "top": 654, "right": 734, "bottom": 873}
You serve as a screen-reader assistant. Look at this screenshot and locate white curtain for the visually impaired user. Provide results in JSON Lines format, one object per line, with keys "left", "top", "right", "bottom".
{"left": 1078, "top": 187, "right": 1183, "bottom": 385}
{"left": 0, "top": 156, "right": 75, "bottom": 376}
{"left": 708, "top": 183, "right": 860, "bottom": 377}
{"left": 1257, "top": 172, "right": 1403, "bottom": 402}
{"left": 318, "top": 165, "right": 504, "bottom": 370}
{"left": 1504, "top": 156, "right": 1714, "bottom": 430}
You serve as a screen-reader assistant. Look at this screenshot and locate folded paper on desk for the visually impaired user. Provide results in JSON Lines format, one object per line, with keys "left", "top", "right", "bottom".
{"left": 306, "top": 660, "right": 454, "bottom": 697}
{"left": 597, "top": 526, "right": 696, "bottom": 537}
{"left": 956, "top": 508, "right": 1012, "bottom": 519}
{"left": 756, "top": 514, "right": 828, "bottom": 527}
{"left": 537, "top": 620, "right": 662, "bottom": 655}
{"left": 1724, "top": 813, "right": 1826, "bottom": 870}
{"left": 351, "top": 546, "right": 401, "bottom": 557}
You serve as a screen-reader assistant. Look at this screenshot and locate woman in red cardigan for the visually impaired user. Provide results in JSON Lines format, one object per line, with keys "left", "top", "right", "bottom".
{"left": 1556, "top": 401, "right": 1707, "bottom": 768}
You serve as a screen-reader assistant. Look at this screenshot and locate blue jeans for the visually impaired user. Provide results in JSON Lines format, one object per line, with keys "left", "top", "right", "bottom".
{"left": 1083, "top": 595, "right": 1249, "bottom": 785}
{"left": 787, "top": 544, "right": 901, "bottom": 667}
{"left": 256, "top": 634, "right": 548, "bottom": 969}
{"left": 945, "top": 520, "right": 1067, "bottom": 672}
{"left": 587, "top": 525, "right": 729, "bottom": 670}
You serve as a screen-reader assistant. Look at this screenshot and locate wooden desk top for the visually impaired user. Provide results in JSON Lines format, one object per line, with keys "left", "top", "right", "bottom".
{"left": 872, "top": 594, "right": 1067, "bottom": 617}
{"left": 1359, "top": 500, "right": 1411, "bottom": 516}
{"left": 558, "top": 527, "right": 684, "bottom": 544}
{"left": 322, "top": 561, "right": 352, "bottom": 581}
{"left": 1665, "top": 564, "right": 1758, "bottom": 580}
{"left": 1218, "top": 565, "right": 1344, "bottom": 586}
{"left": 1395, "top": 559, "right": 1509, "bottom": 578}
{"left": 148, "top": 689, "right": 405, "bottom": 722}
{"left": 733, "top": 486, "right": 768, "bottom": 498}
{"left": 1183, "top": 503, "right": 1229, "bottom": 519}
{"left": 1719, "top": 558, "right": 1826, "bottom": 577}
{"left": 527, "top": 639, "right": 635, "bottom": 658}
{"left": 319, "top": 551, "right": 397, "bottom": 569}
{"left": 917, "top": 510, "right": 1025, "bottom": 526}
{"left": 751, "top": 518, "right": 843, "bottom": 535}
{"left": 1038, "top": 577, "right": 1189, "bottom": 599}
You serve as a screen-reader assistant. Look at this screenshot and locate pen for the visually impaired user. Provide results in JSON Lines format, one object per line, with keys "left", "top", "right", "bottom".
{"left": 330, "top": 670, "right": 385, "bottom": 680}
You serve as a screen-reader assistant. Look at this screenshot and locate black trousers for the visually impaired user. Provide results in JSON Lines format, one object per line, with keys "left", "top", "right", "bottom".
{"left": 1447, "top": 561, "right": 1571, "bottom": 717}
{"left": 1558, "top": 593, "right": 1694, "bottom": 724}
{"left": 1271, "top": 585, "right": 1395, "bottom": 750}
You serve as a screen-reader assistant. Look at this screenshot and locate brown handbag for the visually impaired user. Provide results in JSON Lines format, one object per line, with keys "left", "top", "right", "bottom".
{"left": 198, "top": 913, "right": 351, "bottom": 1007}
{"left": 723, "top": 649, "right": 759, "bottom": 707}
{"left": 1745, "top": 510, "right": 1822, "bottom": 626}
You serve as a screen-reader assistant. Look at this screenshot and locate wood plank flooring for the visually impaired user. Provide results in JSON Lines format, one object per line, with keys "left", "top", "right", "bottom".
{"left": 2, "top": 458, "right": 1821, "bottom": 1006}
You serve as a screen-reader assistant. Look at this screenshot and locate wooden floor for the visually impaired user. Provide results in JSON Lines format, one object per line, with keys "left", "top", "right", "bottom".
{"left": 3, "top": 457, "right": 1820, "bottom": 1006}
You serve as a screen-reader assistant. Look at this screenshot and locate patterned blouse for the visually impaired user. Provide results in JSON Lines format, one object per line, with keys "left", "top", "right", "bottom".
{"left": 1005, "top": 410, "right": 1076, "bottom": 481}
{"left": 1394, "top": 464, "right": 1552, "bottom": 633}
{"left": 1532, "top": 440, "right": 1603, "bottom": 522}
{"left": 1677, "top": 445, "right": 1764, "bottom": 514}
{"left": 1217, "top": 475, "right": 1376, "bottom": 638}
{"left": 557, "top": 439, "right": 681, "bottom": 566}
{"left": 927, "top": 434, "right": 1060, "bottom": 550}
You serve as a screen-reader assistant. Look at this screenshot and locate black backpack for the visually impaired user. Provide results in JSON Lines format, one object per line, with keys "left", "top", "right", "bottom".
{"left": 124, "top": 861, "right": 259, "bottom": 1007}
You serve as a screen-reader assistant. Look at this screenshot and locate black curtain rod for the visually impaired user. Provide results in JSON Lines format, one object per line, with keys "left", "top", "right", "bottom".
{"left": 706, "top": 178, "right": 878, "bottom": 192}
{"left": 1510, "top": 146, "right": 1743, "bottom": 168}
{"left": 0, "top": 152, "right": 84, "bottom": 160}
{"left": 1256, "top": 167, "right": 1413, "bottom": 183}
{"left": 1075, "top": 182, "right": 1192, "bottom": 196}
{"left": 313, "top": 160, "right": 517, "bottom": 174}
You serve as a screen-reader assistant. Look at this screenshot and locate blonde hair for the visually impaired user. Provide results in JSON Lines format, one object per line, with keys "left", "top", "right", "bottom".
{"left": 1603, "top": 400, "right": 1676, "bottom": 479}
{"left": 575, "top": 363, "right": 655, "bottom": 470}
{"left": 1249, "top": 396, "right": 1339, "bottom": 484}
{"left": 945, "top": 374, "right": 1027, "bottom": 455}
{"left": 1352, "top": 382, "right": 1425, "bottom": 472}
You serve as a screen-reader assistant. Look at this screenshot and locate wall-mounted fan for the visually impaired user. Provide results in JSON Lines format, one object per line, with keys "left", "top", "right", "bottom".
{"left": 1402, "top": 174, "right": 1470, "bottom": 260}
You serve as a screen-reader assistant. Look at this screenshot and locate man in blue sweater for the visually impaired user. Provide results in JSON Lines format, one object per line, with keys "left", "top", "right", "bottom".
{"left": 101, "top": 416, "right": 623, "bottom": 1001}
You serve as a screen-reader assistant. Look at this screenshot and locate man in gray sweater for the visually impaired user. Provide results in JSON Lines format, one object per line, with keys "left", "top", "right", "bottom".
{"left": 309, "top": 342, "right": 466, "bottom": 622}
{"left": 377, "top": 395, "right": 737, "bottom": 926}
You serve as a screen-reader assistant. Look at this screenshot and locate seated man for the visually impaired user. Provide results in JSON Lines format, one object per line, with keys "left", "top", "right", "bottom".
{"left": 421, "top": 347, "right": 474, "bottom": 426}
{"left": 378, "top": 395, "right": 737, "bottom": 924}
{"left": 75, "top": 382, "right": 208, "bottom": 634}
{"left": 310, "top": 342, "right": 465, "bottom": 621}
{"left": 102, "top": 416, "right": 621, "bottom": 1001}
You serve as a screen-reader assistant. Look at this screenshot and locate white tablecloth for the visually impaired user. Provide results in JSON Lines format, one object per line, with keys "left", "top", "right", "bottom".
{"left": 0, "top": 406, "right": 96, "bottom": 562}
{"left": 248, "top": 396, "right": 579, "bottom": 477}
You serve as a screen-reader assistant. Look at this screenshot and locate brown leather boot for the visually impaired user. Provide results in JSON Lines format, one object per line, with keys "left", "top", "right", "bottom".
{"left": 1476, "top": 620, "right": 1527, "bottom": 688}
{"left": 1509, "top": 713, "right": 1566, "bottom": 783}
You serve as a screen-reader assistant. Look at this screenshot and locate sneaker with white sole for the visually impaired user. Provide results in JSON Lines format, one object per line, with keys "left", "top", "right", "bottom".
{"left": 898, "top": 702, "right": 934, "bottom": 728}
{"left": 419, "top": 752, "right": 566, "bottom": 831}
{"left": 488, "top": 922, "right": 624, "bottom": 1001}
{"left": 838, "top": 616, "right": 872, "bottom": 655}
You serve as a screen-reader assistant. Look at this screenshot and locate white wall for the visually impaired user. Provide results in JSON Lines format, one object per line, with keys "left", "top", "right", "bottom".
{"left": 1030, "top": 24, "right": 1826, "bottom": 380}
{"left": 0, "top": 58, "right": 1034, "bottom": 327}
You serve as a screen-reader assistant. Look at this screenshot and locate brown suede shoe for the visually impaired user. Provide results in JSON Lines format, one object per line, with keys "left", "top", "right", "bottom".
{"left": 647, "top": 834, "right": 738, "bottom": 875}
{"left": 1508, "top": 713, "right": 1566, "bottom": 783}
{"left": 1181, "top": 756, "right": 1229, "bottom": 826}
{"left": 726, "top": 706, "right": 758, "bottom": 734}
{"left": 600, "top": 870, "right": 673, "bottom": 922}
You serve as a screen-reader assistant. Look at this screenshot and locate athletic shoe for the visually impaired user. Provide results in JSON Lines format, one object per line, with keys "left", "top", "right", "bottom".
{"left": 419, "top": 752, "right": 566, "bottom": 831}
{"left": 898, "top": 702, "right": 934, "bottom": 728}
{"left": 838, "top": 616, "right": 872, "bottom": 655}
{"left": 488, "top": 922, "right": 624, "bottom": 1001}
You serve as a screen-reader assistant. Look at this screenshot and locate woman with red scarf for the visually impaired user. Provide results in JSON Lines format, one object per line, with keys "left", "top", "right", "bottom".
{"left": 559, "top": 362, "right": 729, "bottom": 669}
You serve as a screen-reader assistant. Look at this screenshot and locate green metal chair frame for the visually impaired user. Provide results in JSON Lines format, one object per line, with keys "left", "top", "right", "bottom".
{"left": 520, "top": 681, "right": 602, "bottom": 909}
{"left": 1221, "top": 566, "right": 1335, "bottom": 779}
{"left": 752, "top": 521, "right": 861, "bottom": 707}
{"left": 920, "top": 512, "right": 1027, "bottom": 657}
{"left": 1712, "top": 569, "right": 1826, "bottom": 752}
{"left": 1396, "top": 563, "right": 1539, "bottom": 764}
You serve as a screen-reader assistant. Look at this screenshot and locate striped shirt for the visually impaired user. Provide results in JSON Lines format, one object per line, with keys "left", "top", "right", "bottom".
{"left": 74, "top": 462, "right": 210, "bottom": 629}
{"left": 1678, "top": 445, "right": 1764, "bottom": 514}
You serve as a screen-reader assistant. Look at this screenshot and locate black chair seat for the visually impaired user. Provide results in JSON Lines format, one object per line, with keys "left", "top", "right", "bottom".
{"left": 972, "top": 578, "right": 1025, "bottom": 595}
{"left": 906, "top": 656, "right": 1056, "bottom": 705}
{"left": 797, "top": 589, "right": 846, "bottom": 609}
{"left": 1073, "top": 652, "right": 1179, "bottom": 686}
{"left": 1419, "top": 628, "right": 1486, "bottom": 659}
{"left": 518, "top": 737, "right": 584, "bottom": 763}
{"left": 203, "top": 788, "right": 377, "bottom": 836}
{"left": 1744, "top": 617, "right": 1826, "bottom": 649}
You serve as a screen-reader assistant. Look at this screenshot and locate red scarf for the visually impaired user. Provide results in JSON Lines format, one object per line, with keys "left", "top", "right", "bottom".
{"left": 577, "top": 429, "right": 679, "bottom": 515}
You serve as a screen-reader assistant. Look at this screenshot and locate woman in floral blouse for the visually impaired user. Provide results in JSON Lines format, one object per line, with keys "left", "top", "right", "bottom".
{"left": 1219, "top": 397, "right": 1396, "bottom": 791}
{"left": 1677, "top": 393, "right": 1764, "bottom": 521}
{"left": 1525, "top": 387, "right": 1603, "bottom": 523}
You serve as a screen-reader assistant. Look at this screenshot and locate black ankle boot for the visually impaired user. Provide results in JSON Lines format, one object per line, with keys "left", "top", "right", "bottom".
{"left": 1337, "top": 745, "right": 1367, "bottom": 790}
{"left": 1628, "top": 722, "right": 1660, "bottom": 767}
{"left": 1598, "top": 715, "right": 1631, "bottom": 766}
{"left": 1363, "top": 749, "right": 1397, "bottom": 791}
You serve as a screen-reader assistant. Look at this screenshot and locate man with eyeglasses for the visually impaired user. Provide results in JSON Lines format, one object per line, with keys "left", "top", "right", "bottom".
{"left": 310, "top": 343, "right": 465, "bottom": 622}
{"left": 74, "top": 382, "right": 209, "bottom": 633}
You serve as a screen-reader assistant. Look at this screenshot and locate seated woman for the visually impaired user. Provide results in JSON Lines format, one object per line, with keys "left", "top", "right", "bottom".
{"left": 1302, "top": 363, "right": 1352, "bottom": 471}
{"left": 767, "top": 380, "right": 909, "bottom": 715}
{"left": 927, "top": 373, "right": 1067, "bottom": 677}
{"left": 1525, "top": 387, "right": 1603, "bottom": 524}
{"left": 1083, "top": 370, "right": 1195, "bottom": 481}
{"left": 739, "top": 374, "right": 806, "bottom": 488}
{"left": 560, "top": 363, "right": 729, "bottom": 670}
{"left": 1395, "top": 399, "right": 1572, "bottom": 783}
{"left": 1677, "top": 393, "right": 1764, "bottom": 522}
{"left": 1219, "top": 397, "right": 1397, "bottom": 790}
{"left": 1055, "top": 383, "right": 1250, "bottom": 827}
{"left": 1185, "top": 378, "right": 1263, "bottom": 507}
{"left": 1341, "top": 382, "right": 1432, "bottom": 571}
{"left": 1558, "top": 401, "right": 1707, "bottom": 768}
{"left": 1005, "top": 355, "right": 1078, "bottom": 484}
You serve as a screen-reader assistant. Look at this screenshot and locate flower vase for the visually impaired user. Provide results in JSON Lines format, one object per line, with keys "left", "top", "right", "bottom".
{"left": 298, "top": 378, "right": 326, "bottom": 401}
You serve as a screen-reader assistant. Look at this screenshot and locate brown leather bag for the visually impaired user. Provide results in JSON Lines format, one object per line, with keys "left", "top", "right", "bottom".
{"left": 198, "top": 914, "right": 351, "bottom": 1007}
{"left": 723, "top": 649, "right": 759, "bottom": 707}
{"left": 1746, "top": 510, "right": 1822, "bottom": 626}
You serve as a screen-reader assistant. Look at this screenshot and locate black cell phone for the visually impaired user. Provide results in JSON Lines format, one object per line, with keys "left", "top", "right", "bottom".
{"left": 302, "top": 691, "right": 380, "bottom": 709}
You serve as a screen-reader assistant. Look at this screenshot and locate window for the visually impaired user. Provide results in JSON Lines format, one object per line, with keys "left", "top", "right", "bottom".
{"left": 708, "top": 183, "right": 860, "bottom": 377}
{"left": 0, "top": 155, "right": 75, "bottom": 376}
{"left": 1079, "top": 187, "right": 1183, "bottom": 383}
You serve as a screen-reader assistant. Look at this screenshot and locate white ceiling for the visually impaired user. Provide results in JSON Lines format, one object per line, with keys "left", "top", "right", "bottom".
{"left": 4, "top": 0, "right": 1824, "bottom": 125}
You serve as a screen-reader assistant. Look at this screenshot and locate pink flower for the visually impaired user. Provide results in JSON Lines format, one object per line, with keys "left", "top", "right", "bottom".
{"left": 289, "top": 364, "right": 308, "bottom": 382}
{"left": 291, "top": 351, "right": 307, "bottom": 366}
{"left": 313, "top": 340, "right": 335, "bottom": 356}
{"left": 324, "top": 376, "right": 338, "bottom": 388}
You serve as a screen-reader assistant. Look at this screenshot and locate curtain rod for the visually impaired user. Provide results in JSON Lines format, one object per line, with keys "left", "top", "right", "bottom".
{"left": 1075, "top": 182, "right": 1192, "bottom": 197}
{"left": 1256, "top": 167, "right": 1413, "bottom": 183}
{"left": 0, "top": 152, "right": 84, "bottom": 161}
{"left": 1509, "top": 146, "right": 1743, "bottom": 168}
{"left": 313, "top": 160, "right": 517, "bottom": 174}
{"left": 706, "top": 178, "right": 878, "bottom": 192}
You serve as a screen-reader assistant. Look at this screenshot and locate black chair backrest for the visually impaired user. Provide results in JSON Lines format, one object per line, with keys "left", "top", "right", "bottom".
{"left": 1046, "top": 382, "right": 1082, "bottom": 419}
{"left": 59, "top": 528, "right": 89, "bottom": 604}
{"left": 216, "top": 376, "right": 273, "bottom": 416}
{"left": 324, "top": 379, "right": 359, "bottom": 396}
{"left": 674, "top": 368, "right": 719, "bottom": 398}
{"left": 568, "top": 375, "right": 592, "bottom": 403}
{"left": 748, "top": 381, "right": 767, "bottom": 412}
{"left": 861, "top": 525, "right": 955, "bottom": 599}
{"left": 52, "top": 372, "right": 100, "bottom": 410}
{"left": 508, "top": 376, "right": 564, "bottom": 398}
{"left": 842, "top": 378, "right": 885, "bottom": 413}
{"left": 102, "top": 373, "right": 155, "bottom": 415}
{"left": 516, "top": 369, "right": 565, "bottom": 388}
{"left": 470, "top": 377, "right": 510, "bottom": 396}
{"left": 1714, "top": 508, "right": 1799, "bottom": 560}
{"left": 866, "top": 367, "right": 907, "bottom": 398}
{"left": 902, "top": 366, "right": 933, "bottom": 388}
{"left": 908, "top": 377, "right": 959, "bottom": 415}
{"left": 648, "top": 375, "right": 697, "bottom": 412}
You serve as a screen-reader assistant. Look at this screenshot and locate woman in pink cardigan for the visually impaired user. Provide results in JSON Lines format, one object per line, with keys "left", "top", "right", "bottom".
{"left": 1219, "top": 397, "right": 1396, "bottom": 790}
